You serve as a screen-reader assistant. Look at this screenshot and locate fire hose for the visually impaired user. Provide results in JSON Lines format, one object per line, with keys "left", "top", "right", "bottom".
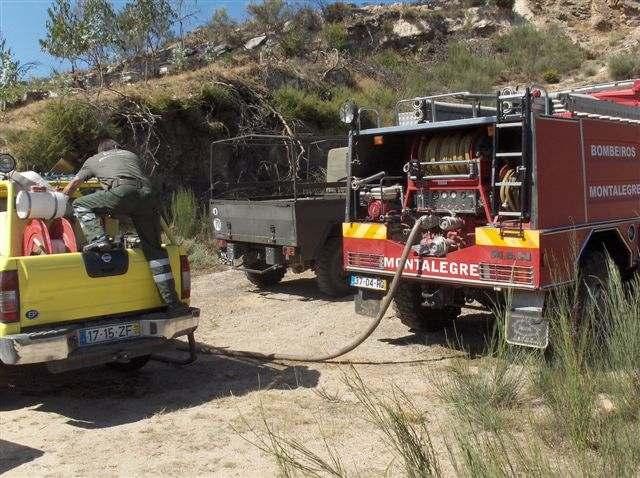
{"left": 187, "top": 216, "right": 429, "bottom": 363}
{"left": 499, "top": 167, "right": 521, "bottom": 211}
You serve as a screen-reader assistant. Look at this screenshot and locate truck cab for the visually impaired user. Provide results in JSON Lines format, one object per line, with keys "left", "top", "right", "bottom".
{"left": 0, "top": 158, "right": 199, "bottom": 372}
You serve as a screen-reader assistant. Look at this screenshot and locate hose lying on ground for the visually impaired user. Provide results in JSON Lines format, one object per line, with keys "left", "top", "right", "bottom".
{"left": 182, "top": 216, "right": 428, "bottom": 363}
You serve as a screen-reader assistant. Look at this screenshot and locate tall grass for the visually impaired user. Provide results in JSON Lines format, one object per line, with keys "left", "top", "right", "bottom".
{"left": 169, "top": 187, "right": 220, "bottom": 271}
{"left": 608, "top": 49, "right": 640, "bottom": 81}
{"left": 240, "top": 403, "right": 347, "bottom": 478}
{"left": 171, "top": 188, "right": 200, "bottom": 239}
{"left": 534, "top": 265, "right": 640, "bottom": 473}
{"left": 344, "top": 369, "right": 442, "bottom": 478}
{"left": 245, "top": 263, "right": 640, "bottom": 476}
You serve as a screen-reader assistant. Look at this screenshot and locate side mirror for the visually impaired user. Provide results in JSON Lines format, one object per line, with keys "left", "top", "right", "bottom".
{"left": 0, "top": 153, "right": 16, "bottom": 174}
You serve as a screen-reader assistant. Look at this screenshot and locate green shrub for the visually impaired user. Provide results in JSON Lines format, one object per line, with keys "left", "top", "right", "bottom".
{"left": 273, "top": 87, "right": 341, "bottom": 131}
{"left": 145, "top": 92, "right": 184, "bottom": 114}
{"left": 169, "top": 187, "right": 221, "bottom": 271}
{"left": 181, "top": 237, "right": 221, "bottom": 271}
{"left": 199, "top": 83, "right": 238, "bottom": 111}
{"left": 583, "top": 63, "right": 598, "bottom": 77}
{"left": 542, "top": 68, "right": 560, "bottom": 83}
{"left": 12, "top": 99, "right": 119, "bottom": 172}
{"left": 433, "top": 42, "right": 503, "bottom": 92}
{"left": 496, "top": 25, "right": 583, "bottom": 81}
{"left": 279, "top": 29, "right": 307, "bottom": 57}
{"left": 170, "top": 187, "right": 200, "bottom": 239}
{"left": 607, "top": 31, "right": 625, "bottom": 47}
{"left": 373, "top": 50, "right": 405, "bottom": 73}
{"left": 608, "top": 51, "right": 640, "bottom": 80}
{"left": 323, "top": 22, "right": 349, "bottom": 51}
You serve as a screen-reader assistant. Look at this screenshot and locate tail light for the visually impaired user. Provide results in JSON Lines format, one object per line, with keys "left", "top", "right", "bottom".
{"left": 215, "top": 239, "right": 227, "bottom": 249}
{"left": 0, "top": 271, "right": 20, "bottom": 323}
{"left": 179, "top": 255, "right": 191, "bottom": 300}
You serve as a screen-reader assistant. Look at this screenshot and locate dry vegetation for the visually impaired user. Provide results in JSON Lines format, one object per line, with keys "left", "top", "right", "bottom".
{"left": 245, "top": 266, "right": 640, "bottom": 476}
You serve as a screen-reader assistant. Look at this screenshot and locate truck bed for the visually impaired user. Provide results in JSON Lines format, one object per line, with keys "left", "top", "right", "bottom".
{"left": 211, "top": 195, "right": 345, "bottom": 261}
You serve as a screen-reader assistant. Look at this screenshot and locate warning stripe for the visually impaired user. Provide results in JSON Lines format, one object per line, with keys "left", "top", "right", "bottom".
{"left": 475, "top": 227, "right": 540, "bottom": 249}
{"left": 342, "top": 222, "right": 387, "bottom": 239}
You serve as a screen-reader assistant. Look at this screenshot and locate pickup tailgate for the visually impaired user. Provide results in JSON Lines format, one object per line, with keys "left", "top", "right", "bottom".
{"left": 211, "top": 199, "right": 296, "bottom": 245}
{"left": 15, "top": 246, "right": 183, "bottom": 328}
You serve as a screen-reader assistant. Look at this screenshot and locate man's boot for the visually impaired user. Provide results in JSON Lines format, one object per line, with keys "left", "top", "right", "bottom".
{"left": 82, "top": 235, "right": 113, "bottom": 253}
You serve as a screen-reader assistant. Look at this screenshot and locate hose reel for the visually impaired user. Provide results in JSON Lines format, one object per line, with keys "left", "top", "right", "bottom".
{"left": 22, "top": 218, "right": 78, "bottom": 256}
{"left": 418, "top": 133, "right": 476, "bottom": 175}
{"left": 499, "top": 165, "right": 521, "bottom": 212}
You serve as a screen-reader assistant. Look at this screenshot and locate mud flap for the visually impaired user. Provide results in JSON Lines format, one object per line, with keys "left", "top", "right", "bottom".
{"left": 506, "top": 290, "right": 549, "bottom": 349}
{"left": 355, "top": 289, "right": 383, "bottom": 317}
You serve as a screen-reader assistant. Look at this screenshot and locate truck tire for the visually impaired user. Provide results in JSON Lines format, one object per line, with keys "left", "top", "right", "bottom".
{"left": 316, "top": 237, "right": 351, "bottom": 297}
{"left": 393, "top": 282, "right": 460, "bottom": 332}
{"left": 107, "top": 355, "right": 150, "bottom": 372}
{"left": 245, "top": 266, "right": 286, "bottom": 288}
{"left": 575, "top": 249, "right": 610, "bottom": 337}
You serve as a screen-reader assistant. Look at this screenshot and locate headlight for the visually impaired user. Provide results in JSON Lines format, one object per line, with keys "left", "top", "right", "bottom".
{"left": 213, "top": 218, "right": 222, "bottom": 231}
{"left": 339, "top": 100, "right": 358, "bottom": 125}
{"left": 0, "top": 153, "right": 16, "bottom": 174}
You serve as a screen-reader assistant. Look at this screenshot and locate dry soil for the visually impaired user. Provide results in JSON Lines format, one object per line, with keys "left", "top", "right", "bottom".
{"left": 1, "top": 269, "right": 495, "bottom": 477}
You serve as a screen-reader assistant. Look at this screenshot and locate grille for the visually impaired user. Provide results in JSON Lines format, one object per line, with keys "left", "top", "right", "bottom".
{"left": 479, "top": 263, "right": 534, "bottom": 285}
{"left": 347, "top": 252, "right": 384, "bottom": 269}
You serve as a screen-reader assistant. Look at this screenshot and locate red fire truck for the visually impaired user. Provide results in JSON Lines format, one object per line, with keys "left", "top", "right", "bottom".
{"left": 340, "top": 79, "right": 640, "bottom": 348}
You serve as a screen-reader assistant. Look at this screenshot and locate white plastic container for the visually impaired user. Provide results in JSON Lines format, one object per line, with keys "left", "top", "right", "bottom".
{"left": 10, "top": 170, "right": 54, "bottom": 191}
{"left": 16, "top": 190, "right": 68, "bottom": 220}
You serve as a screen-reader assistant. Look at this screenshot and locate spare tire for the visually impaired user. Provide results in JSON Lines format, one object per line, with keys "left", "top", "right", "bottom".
{"left": 245, "top": 264, "right": 286, "bottom": 288}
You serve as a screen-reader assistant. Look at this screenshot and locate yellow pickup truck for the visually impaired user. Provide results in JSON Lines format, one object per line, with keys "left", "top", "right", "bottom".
{"left": 0, "top": 154, "right": 199, "bottom": 373}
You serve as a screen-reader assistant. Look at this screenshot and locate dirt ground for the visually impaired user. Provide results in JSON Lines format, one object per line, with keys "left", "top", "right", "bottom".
{"left": 1, "top": 269, "right": 494, "bottom": 477}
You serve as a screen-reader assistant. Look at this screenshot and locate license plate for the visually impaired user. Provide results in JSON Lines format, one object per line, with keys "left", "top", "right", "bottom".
{"left": 78, "top": 322, "right": 141, "bottom": 346}
{"left": 350, "top": 275, "right": 387, "bottom": 291}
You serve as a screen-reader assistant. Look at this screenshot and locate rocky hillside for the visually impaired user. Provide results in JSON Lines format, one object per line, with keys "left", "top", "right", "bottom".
{"left": 0, "top": 0, "right": 638, "bottom": 192}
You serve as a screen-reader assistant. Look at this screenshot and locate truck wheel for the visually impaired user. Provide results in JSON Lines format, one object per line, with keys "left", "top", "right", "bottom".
{"left": 316, "top": 237, "right": 351, "bottom": 297}
{"left": 107, "top": 355, "right": 150, "bottom": 372}
{"left": 245, "top": 266, "right": 286, "bottom": 288}
{"left": 575, "top": 250, "right": 610, "bottom": 337}
{"left": 393, "top": 282, "right": 460, "bottom": 332}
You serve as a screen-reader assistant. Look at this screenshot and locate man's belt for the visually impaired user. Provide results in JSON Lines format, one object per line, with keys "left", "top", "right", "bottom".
{"left": 109, "top": 177, "right": 143, "bottom": 189}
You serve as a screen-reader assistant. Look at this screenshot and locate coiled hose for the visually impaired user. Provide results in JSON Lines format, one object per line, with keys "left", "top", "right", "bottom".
{"left": 198, "top": 216, "right": 428, "bottom": 363}
{"left": 420, "top": 133, "right": 475, "bottom": 175}
{"left": 499, "top": 167, "right": 521, "bottom": 211}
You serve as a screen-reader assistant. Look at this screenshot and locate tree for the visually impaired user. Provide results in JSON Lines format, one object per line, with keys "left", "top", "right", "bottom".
{"left": 40, "top": 0, "right": 84, "bottom": 72}
{"left": 78, "top": 0, "right": 117, "bottom": 79}
{"left": 40, "top": 0, "right": 116, "bottom": 83}
{"left": 115, "top": 0, "right": 175, "bottom": 78}
{"left": 171, "top": 0, "right": 198, "bottom": 45}
{"left": 207, "top": 8, "right": 241, "bottom": 47}
{"left": 0, "top": 37, "right": 33, "bottom": 110}
{"left": 246, "top": 0, "right": 293, "bottom": 33}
